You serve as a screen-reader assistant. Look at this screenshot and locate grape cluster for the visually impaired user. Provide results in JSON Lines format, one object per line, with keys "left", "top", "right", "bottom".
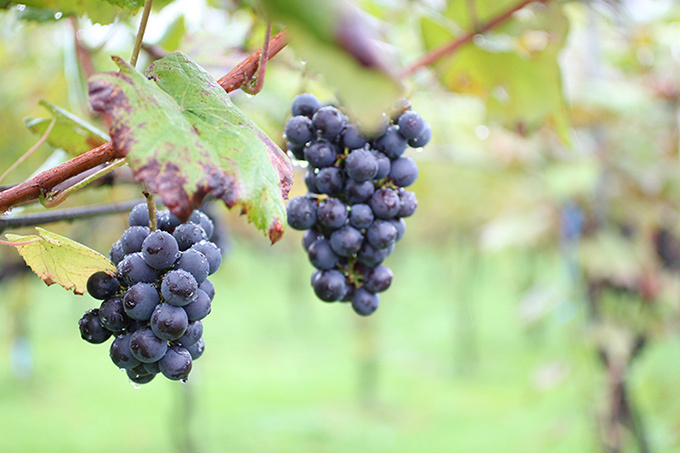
{"left": 285, "top": 94, "right": 430, "bottom": 316}
{"left": 78, "top": 204, "right": 222, "bottom": 384}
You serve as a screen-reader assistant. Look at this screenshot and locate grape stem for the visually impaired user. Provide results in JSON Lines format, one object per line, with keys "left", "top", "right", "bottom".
{"left": 143, "top": 185, "right": 158, "bottom": 231}
{"left": 130, "top": 0, "right": 154, "bottom": 68}
{"left": 0, "top": 30, "right": 289, "bottom": 213}
{"left": 400, "top": 0, "right": 550, "bottom": 77}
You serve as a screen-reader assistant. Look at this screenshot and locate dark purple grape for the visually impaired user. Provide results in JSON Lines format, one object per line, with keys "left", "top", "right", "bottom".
{"left": 110, "top": 333, "right": 140, "bottom": 369}
{"left": 374, "top": 126, "right": 407, "bottom": 159}
{"left": 130, "top": 326, "right": 168, "bottom": 363}
{"left": 366, "top": 220, "right": 398, "bottom": 249}
{"left": 189, "top": 210, "right": 214, "bottom": 240}
{"left": 159, "top": 345, "right": 192, "bottom": 380}
{"left": 128, "top": 203, "right": 150, "bottom": 227}
{"left": 344, "top": 179, "right": 375, "bottom": 203}
{"left": 371, "top": 151, "right": 391, "bottom": 179}
{"left": 127, "top": 368, "right": 156, "bottom": 384}
{"left": 157, "top": 210, "right": 182, "bottom": 233}
{"left": 173, "top": 223, "right": 207, "bottom": 251}
{"left": 397, "top": 111, "right": 426, "bottom": 140}
{"left": 109, "top": 241, "right": 125, "bottom": 266}
{"left": 124, "top": 282, "right": 160, "bottom": 321}
{"left": 304, "top": 139, "right": 338, "bottom": 168}
{"left": 389, "top": 156, "right": 418, "bottom": 187}
{"left": 352, "top": 288, "right": 379, "bottom": 316}
{"left": 357, "top": 243, "right": 391, "bottom": 268}
{"left": 176, "top": 249, "right": 209, "bottom": 285}
{"left": 408, "top": 123, "right": 431, "bottom": 148}
{"left": 161, "top": 269, "right": 198, "bottom": 306}
{"left": 199, "top": 279, "right": 214, "bottom": 301}
{"left": 329, "top": 225, "right": 364, "bottom": 257}
{"left": 120, "top": 226, "right": 150, "bottom": 255}
{"left": 303, "top": 228, "right": 323, "bottom": 251}
{"left": 143, "top": 361, "right": 160, "bottom": 374}
{"left": 398, "top": 190, "right": 418, "bottom": 217}
{"left": 364, "top": 265, "right": 393, "bottom": 293}
{"left": 308, "top": 239, "right": 340, "bottom": 270}
{"left": 78, "top": 309, "right": 112, "bottom": 344}
{"left": 341, "top": 124, "right": 368, "bottom": 150}
{"left": 87, "top": 271, "right": 120, "bottom": 300}
{"left": 151, "top": 303, "right": 189, "bottom": 341}
{"left": 288, "top": 141, "right": 305, "bottom": 161}
{"left": 369, "top": 188, "right": 401, "bottom": 219}
{"left": 173, "top": 321, "right": 203, "bottom": 347}
{"left": 117, "top": 252, "right": 157, "bottom": 285}
{"left": 99, "top": 296, "right": 129, "bottom": 333}
{"left": 388, "top": 218, "right": 406, "bottom": 241}
{"left": 286, "top": 196, "right": 318, "bottom": 231}
{"left": 141, "top": 230, "right": 179, "bottom": 270}
{"left": 349, "top": 204, "right": 374, "bottom": 229}
{"left": 285, "top": 115, "right": 314, "bottom": 145}
{"left": 304, "top": 169, "right": 319, "bottom": 193}
{"left": 315, "top": 167, "right": 345, "bottom": 195}
{"left": 345, "top": 149, "right": 378, "bottom": 182}
{"left": 183, "top": 289, "right": 211, "bottom": 322}
{"left": 185, "top": 338, "right": 205, "bottom": 360}
{"left": 292, "top": 93, "right": 321, "bottom": 118}
{"left": 312, "top": 106, "right": 346, "bottom": 139}
{"left": 317, "top": 198, "right": 348, "bottom": 230}
{"left": 312, "top": 269, "right": 348, "bottom": 302}
{"left": 190, "top": 241, "right": 222, "bottom": 275}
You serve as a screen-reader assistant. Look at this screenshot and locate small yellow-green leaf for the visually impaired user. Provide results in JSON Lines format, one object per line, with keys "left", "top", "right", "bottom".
{"left": 24, "top": 101, "right": 109, "bottom": 156}
{"left": 5, "top": 227, "right": 116, "bottom": 295}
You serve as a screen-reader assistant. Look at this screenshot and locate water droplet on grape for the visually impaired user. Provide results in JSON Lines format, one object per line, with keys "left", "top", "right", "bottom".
{"left": 130, "top": 381, "right": 141, "bottom": 390}
{"left": 180, "top": 378, "right": 188, "bottom": 384}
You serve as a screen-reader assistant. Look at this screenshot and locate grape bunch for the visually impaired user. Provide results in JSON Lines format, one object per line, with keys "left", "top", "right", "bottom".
{"left": 284, "top": 94, "right": 430, "bottom": 316}
{"left": 77, "top": 204, "right": 222, "bottom": 384}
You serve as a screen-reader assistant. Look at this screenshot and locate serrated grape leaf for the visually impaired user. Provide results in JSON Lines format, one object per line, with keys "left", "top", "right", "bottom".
{"left": 260, "top": 0, "right": 402, "bottom": 130}
{"left": 420, "top": 2, "right": 570, "bottom": 142}
{"left": 88, "top": 53, "right": 292, "bottom": 243}
{"left": 5, "top": 228, "right": 116, "bottom": 295}
{"left": 24, "top": 101, "right": 109, "bottom": 156}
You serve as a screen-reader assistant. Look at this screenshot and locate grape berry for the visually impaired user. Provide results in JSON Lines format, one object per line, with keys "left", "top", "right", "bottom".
{"left": 78, "top": 204, "right": 222, "bottom": 384}
{"left": 285, "top": 94, "right": 428, "bottom": 316}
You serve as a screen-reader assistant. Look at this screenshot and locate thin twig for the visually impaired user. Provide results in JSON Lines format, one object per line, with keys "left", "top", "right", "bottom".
{"left": 130, "top": 0, "right": 154, "bottom": 67}
{"left": 0, "top": 198, "right": 145, "bottom": 233}
{"left": 0, "top": 119, "right": 56, "bottom": 185}
{"left": 0, "top": 31, "right": 289, "bottom": 213}
{"left": 401, "top": 0, "right": 549, "bottom": 77}
{"left": 217, "top": 29, "right": 288, "bottom": 92}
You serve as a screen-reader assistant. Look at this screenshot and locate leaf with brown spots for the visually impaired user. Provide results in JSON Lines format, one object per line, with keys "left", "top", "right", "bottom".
{"left": 88, "top": 53, "right": 292, "bottom": 243}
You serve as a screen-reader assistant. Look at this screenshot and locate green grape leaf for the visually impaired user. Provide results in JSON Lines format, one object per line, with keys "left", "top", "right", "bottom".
{"left": 14, "top": 0, "right": 123, "bottom": 24}
{"left": 102, "top": 0, "right": 142, "bottom": 9}
{"left": 24, "top": 101, "right": 109, "bottom": 156}
{"left": 260, "top": 0, "right": 402, "bottom": 130}
{"left": 4, "top": 228, "right": 116, "bottom": 295}
{"left": 88, "top": 53, "right": 292, "bottom": 244}
{"left": 420, "top": 1, "right": 570, "bottom": 141}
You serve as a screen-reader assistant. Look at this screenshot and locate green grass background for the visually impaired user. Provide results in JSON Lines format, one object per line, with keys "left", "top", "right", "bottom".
{"left": 2, "top": 236, "right": 679, "bottom": 453}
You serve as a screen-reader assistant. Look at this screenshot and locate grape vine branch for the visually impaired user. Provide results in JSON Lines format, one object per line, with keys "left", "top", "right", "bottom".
{"left": 0, "top": 29, "right": 289, "bottom": 214}
{"left": 401, "top": 0, "right": 551, "bottom": 77}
